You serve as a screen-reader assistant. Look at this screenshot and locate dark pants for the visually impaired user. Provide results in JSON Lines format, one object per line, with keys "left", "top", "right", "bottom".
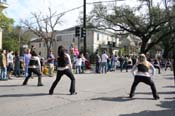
{"left": 95, "top": 62, "right": 101, "bottom": 73}
{"left": 165, "top": 65, "right": 172, "bottom": 71}
{"left": 154, "top": 65, "right": 161, "bottom": 74}
{"left": 126, "top": 64, "right": 132, "bottom": 72}
{"left": 120, "top": 62, "right": 125, "bottom": 72}
{"left": 49, "top": 69, "right": 75, "bottom": 94}
{"left": 23, "top": 68, "right": 42, "bottom": 85}
{"left": 130, "top": 75, "right": 159, "bottom": 99}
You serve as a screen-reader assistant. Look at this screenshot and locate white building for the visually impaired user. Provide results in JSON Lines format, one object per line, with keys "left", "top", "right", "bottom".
{"left": 119, "top": 34, "right": 141, "bottom": 56}
{"left": 30, "top": 26, "right": 120, "bottom": 58}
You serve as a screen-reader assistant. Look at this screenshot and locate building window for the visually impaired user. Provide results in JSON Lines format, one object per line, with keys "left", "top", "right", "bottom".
{"left": 72, "top": 38, "right": 75, "bottom": 42}
{"left": 57, "top": 36, "right": 62, "bottom": 41}
{"left": 97, "top": 33, "right": 99, "bottom": 41}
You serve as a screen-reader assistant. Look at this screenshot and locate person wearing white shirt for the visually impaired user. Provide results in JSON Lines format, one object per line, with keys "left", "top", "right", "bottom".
{"left": 7, "top": 50, "right": 14, "bottom": 79}
{"left": 101, "top": 51, "right": 109, "bottom": 74}
{"left": 75, "top": 55, "right": 82, "bottom": 74}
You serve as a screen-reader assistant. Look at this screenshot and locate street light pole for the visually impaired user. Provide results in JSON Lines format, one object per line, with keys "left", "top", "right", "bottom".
{"left": 0, "top": 0, "right": 8, "bottom": 49}
{"left": 83, "top": 0, "right": 86, "bottom": 56}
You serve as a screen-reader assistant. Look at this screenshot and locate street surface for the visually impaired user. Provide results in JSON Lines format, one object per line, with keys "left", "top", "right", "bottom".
{"left": 0, "top": 69, "right": 174, "bottom": 116}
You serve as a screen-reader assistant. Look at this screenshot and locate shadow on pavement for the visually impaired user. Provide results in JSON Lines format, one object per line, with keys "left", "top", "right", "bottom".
{"left": 163, "top": 86, "right": 175, "bottom": 88}
{"left": 119, "top": 110, "right": 175, "bottom": 116}
{"left": 165, "top": 77, "right": 174, "bottom": 80}
{"left": 163, "top": 74, "right": 173, "bottom": 77}
{"left": 157, "top": 97, "right": 175, "bottom": 110}
{"left": 0, "top": 93, "right": 49, "bottom": 98}
{"left": 162, "top": 74, "right": 174, "bottom": 80}
{"left": 52, "top": 93, "right": 70, "bottom": 95}
{"left": 119, "top": 97, "right": 175, "bottom": 116}
{"left": 91, "top": 96, "right": 135, "bottom": 102}
{"left": 0, "top": 84, "right": 26, "bottom": 87}
{"left": 136, "top": 91, "right": 175, "bottom": 95}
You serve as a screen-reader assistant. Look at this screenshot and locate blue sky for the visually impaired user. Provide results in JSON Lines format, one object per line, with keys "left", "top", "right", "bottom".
{"left": 3, "top": 0, "right": 149, "bottom": 30}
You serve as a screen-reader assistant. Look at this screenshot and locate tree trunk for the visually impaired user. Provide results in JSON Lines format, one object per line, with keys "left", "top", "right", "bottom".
{"left": 140, "top": 41, "right": 147, "bottom": 54}
{"left": 173, "top": 49, "right": 175, "bottom": 85}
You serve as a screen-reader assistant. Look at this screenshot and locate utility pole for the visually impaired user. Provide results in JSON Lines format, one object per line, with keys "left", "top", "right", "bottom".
{"left": 83, "top": 0, "right": 86, "bottom": 56}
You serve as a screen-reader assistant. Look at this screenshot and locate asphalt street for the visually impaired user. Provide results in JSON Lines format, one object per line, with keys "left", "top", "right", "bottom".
{"left": 0, "top": 69, "right": 174, "bottom": 116}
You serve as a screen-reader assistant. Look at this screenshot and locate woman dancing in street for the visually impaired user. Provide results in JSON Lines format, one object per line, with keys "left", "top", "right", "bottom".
{"left": 129, "top": 54, "right": 159, "bottom": 100}
{"left": 22, "top": 51, "right": 43, "bottom": 86}
{"left": 49, "top": 45, "right": 77, "bottom": 95}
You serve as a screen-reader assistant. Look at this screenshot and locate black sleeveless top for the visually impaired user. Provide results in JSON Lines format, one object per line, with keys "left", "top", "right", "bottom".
{"left": 137, "top": 64, "right": 149, "bottom": 72}
{"left": 29, "top": 57, "right": 39, "bottom": 66}
{"left": 57, "top": 55, "right": 69, "bottom": 67}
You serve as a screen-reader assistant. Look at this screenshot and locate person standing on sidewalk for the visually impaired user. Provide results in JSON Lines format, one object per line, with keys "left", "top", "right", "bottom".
{"left": 95, "top": 52, "right": 101, "bottom": 73}
{"left": 47, "top": 50, "right": 55, "bottom": 77}
{"left": 129, "top": 54, "right": 160, "bottom": 100}
{"left": 153, "top": 58, "right": 161, "bottom": 74}
{"left": 22, "top": 51, "right": 43, "bottom": 86}
{"left": 0, "top": 50, "right": 7, "bottom": 80}
{"left": 101, "top": 51, "right": 109, "bottom": 74}
{"left": 14, "top": 51, "right": 20, "bottom": 77}
{"left": 49, "top": 45, "right": 76, "bottom": 95}
{"left": 24, "top": 48, "right": 31, "bottom": 77}
{"left": 7, "top": 50, "right": 14, "bottom": 79}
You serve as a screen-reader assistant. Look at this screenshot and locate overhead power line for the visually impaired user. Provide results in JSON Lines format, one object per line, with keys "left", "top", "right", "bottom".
{"left": 24, "top": 0, "right": 124, "bottom": 26}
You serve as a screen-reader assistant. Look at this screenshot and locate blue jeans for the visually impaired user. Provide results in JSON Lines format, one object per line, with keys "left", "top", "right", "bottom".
{"left": 1, "top": 67, "right": 7, "bottom": 80}
{"left": 101, "top": 62, "right": 107, "bottom": 73}
{"left": 76, "top": 66, "right": 81, "bottom": 74}
{"left": 25, "top": 65, "right": 29, "bottom": 77}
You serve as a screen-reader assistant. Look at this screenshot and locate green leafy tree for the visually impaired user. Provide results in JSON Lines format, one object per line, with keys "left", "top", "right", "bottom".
{"left": 0, "top": 12, "right": 14, "bottom": 50}
{"left": 2, "top": 25, "right": 35, "bottom": 53}
{"left": 87, "top": 0, "right": 175, "bottom": 54}
{"left": 162, "top": 0, "right": 175, "bottom": 84}
{"left": 0, "top": 12, "right": 14, "bottom": 31}
{"left": 2, "top": 27, "right": 19, "bottom": 51}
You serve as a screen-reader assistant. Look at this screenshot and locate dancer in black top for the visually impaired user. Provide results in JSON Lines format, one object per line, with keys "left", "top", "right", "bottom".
{"left": 22, "top": 51, "right": 43, "bottom": 86}
{"left": 129, "top": 54, "right": 159, "bottom": 100}
{"left": 49, "top": 45, "right": 77, "bottom": 95}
